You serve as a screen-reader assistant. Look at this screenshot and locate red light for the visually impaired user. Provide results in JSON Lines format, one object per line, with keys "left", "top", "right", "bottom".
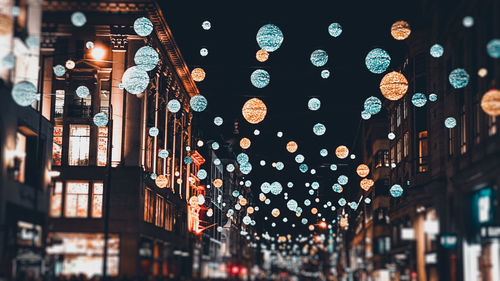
{"left": 319, "top": 221, "right": 327, "bottom": 228}
{"left": 231, "top": 266, "right": 239, "bottom": 275}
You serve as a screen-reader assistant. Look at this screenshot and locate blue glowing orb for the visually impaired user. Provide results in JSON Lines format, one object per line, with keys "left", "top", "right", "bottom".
{"left": 430, "top": 44, "right": 444, "bottom": 58}
{"left": 338, "top": 198, "right": 346, "bottom": 206}
{"left": 287, "top": 199, "right": 298, "bottom": 211}
{"left": 287, "top": 182, "right": 293, "bottom": 188}
{"left": 190, "top": 95, "right": 208, "bottom": 112}
{"left": 250, "top": 69, "right": 270, "bottom": 88}
{"left": 261, "top": 182, "right": 271, "bottom": 194}
{"left": 53, "top": 65, "right": 66, "bottom": 77}
{"left": 237, "top": 153, "right": 249, "bottom": 164}
{"left": 313, "top": 123, "right": 326, "bottom": 136}
{"left": 364, "top": 198, "right": 371, "bottom": 204}
{"left": 349, "top": 202, "right": 358, "bottom": 210}
{"left": 299, "top": 164, "right": 308, "bottom": 173}
{"left": 301, "top": 218, "right": 308, "bottom": 225}
{"left": 226, "top": 164, "right": 235, "bottom": 172}
{"left": 25, "top": 36, "right": 39, "bottom": 48}
{"left": 202, "top": 20, "right": 211, "bottom": 30}
{"left": 240, "top": 162, "right": 252, "bottom": 175}
{"left": 134, "top": 46, "right": 159, "bottom": 71}
{"left": 214, "top": 117, "right": 223, "bottom": 126}
{"left": 1, "top": 54, "right": 15, "bottom": 69}
{"left": 122, "top": 66, "right": 149, "bottom": 95}
{"left": 330, "top": 164, "right": 337, "bottom": 171}
{"left": 332, "top": 184, "right": 342, "bottom": 193}
{"left": 71, "top": 12, "right": 86, "bottom": 27}
{"left": 445, "top": 117, "right": 457, "bottom": 128}
{"left": 308, "top": 98, "right": 321, "bottom": 111}
{"left": 412, "top": 93, "right": 427, "bottom": 107}
{"left": 197, "top": 169, "right": 207, "bottom": 180}
{"left": 321, "top": 69, "right": 330, "bottom": 79}
{"left": 200, "top": 48, "right": 208, "bottom": 56}
{"left": 361, "top": 110, "right": 371, "bottom": 120}
{"left": 320, "top": 149, "right": 328, "bottom": 157}
{"left": 310, "top": 49, "right": 328, "bottom": 67}
{"left": 308, "top": 189, "right": 314, "bottom": 195}
{"left": 295, "top": 154, "right": 305, "bottom": 163}
{"left": 149, "top": 127, "right": 159, "bottom": 137}
{"left": 449, "top": 68, "right": 470, "bottom": 89}
{"left": 276, "top": 162, "right": 284, "bottom": 170}
{"left": 462, "top": 16, "right": 474, "bottom": 28}
{"left": 364, "top": 96, "right": 382, "bottom": 114}
{"left": 134, "top": 17, "right": 153, "bottom": 37}
{"left": 304, "top": 199, "right": 311, "bottom": 206}
{"left": 93, "top": 112, "right": 108, "bottom": 127}
{"left": 487, "top": 39, "right": 500, "bottom": 59}
{"left": 270, "top": 182, "right": 283, "bottom": 195}
{"left": 213, "top": 158, "right": 221, "bottom": 165}
{"left": 11, "top": 81, "right": 38, "bottom": 107}
{"left": 167, "top": 99, "right": 181, "bottom": 113}
{"left": 158, "top": 149, "right": 169, "bottom": 159}
{"left": 312, "top": 182, "right": 320, "bottom": 189}
{"left": 76, "top": 85, "right": 90, "bottom": 98}
{"left": 211, "top": 142, "right": 219, "bottom": 150}
{"left": 150, "top": 173, "right": 157, "bottom": 180}
{"left": 256, "top": 24, "right": 284, "bottom": 52}
{"left": 365, "top": 48, "right": 391, "bottom": 74}
{"left": 429, "top": 93, "right": 437, "bottom": 102}
{"left": 183, "top": 156, "right": 193, "bottom": 165}
{"left": 338, "top": 175, "right": 348, "bottom": 185}
{"left": 390, "top": 184, "right": 403, "bottom": 197}
{"left": 328, "top": 23, "right": 342, "bottom": 37}
{"left": 86, "top": 41, "right": 94, "bottom": 49}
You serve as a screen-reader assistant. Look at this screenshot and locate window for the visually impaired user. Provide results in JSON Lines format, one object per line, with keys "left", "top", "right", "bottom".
{"left": 52, "top": 126, "right": 63, "bottom": 166}
{"left": 144, "top": 187, "right": 154, "bottom": 223}
{"left": 155, "top": 195, "right": 164, "bottom": 227}
{"left": 69, "top": 125, "right": 90, "bottom": 166}
{"left": 50, "top": 181, "right": 63, "bottom": 217}
{"left": 488, "top": 116, "right": 497, "bottom": 136}
{"left": 418, "top": 131, "right": 428, "bottom": 172}
{"left": 14, "top": 132, "right": 27, "bottom": 183}
{"left": 397, "top": 105, "right": 401, "bottom": 127}
{"left": 97, "top": 127, "right": 108, "bottom": 166}
{"left": 403, "top": 132, "right": 409, "bottom": 158}
{"left": 92, "top": 183, "right": 103, "bottom": 218}
{"left": 375, "top": 150, "right": 389, "bottom": 168}
{"left": 397, "top": 139, "right": 402, "bottom": 164}
{"left": 54, "top": 90, "right": 65, "bottom": 118}
{"left": 165, "top": 202, "right": 174, "bottom": 231}
{"left": 460, "top": 107, "right": 467, "bottom": 154}
{"left": 65, "top": 182, "right": 89, "bottom": 218}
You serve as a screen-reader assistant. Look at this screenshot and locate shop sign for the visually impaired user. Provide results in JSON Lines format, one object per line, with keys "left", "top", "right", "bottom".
{"left": 480, "top": 225, "right": 500, "bottom": 238}
{"left": 440, "top": 233, "right": 457, "bottom": 248}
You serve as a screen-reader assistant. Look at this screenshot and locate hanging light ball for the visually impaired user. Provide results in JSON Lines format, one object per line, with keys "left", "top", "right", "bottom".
{"left": 364, "top": 96, "right": 382, "bottom": 114}
{"left": 239, "top": 198, "right": 248, "bottom": 206}
{"left": 242, "top": 98, "right": 267, "bottom": 124}
{"left": 364, "top": 198, "right": 372, "bottom": 204}
{"left": 71, "top": 12, "right": 86, "bottom": 27}
{"left": 75, "top": 85, "right": 90, "bottom": 98}
{"left": 335, "top": 145, "right": 349, "bottom": 159}
{"left": 122, "top": 66, "right": 149, "bottom": 95}
{"left": 320, "top": 148, "right": 328, "bottom": 157}
{"left": 365, "top": 48, "right": 391, "bottom": 74}
{"left": 411, "top": 93, "right": 427, "bottom": 107}
{"left": 328, "top": 23, "right": 342, "bottom": 37}
{"left": 462, "top": 16, "right": 474, "bottom": 28}
{"left": 481, "top": 89, "right": 500, "bottom": 116}
{"left": 380, "top": 71, "right": 408, "bottom": 101}
{"left": 330, "top": 164, "right": 337, "bottom": 171}
{"left": 445, "top": 117, "right": 457, "bottom": 128}
{"left": 271, "top": 208, "right": 280, "bottom": 217}
{"left": 256, "top": 49, "right": 269, "bottom": 62}
{"left": 155, "top": 175, "right": 168, "bottom": 188}
{"left": 391, "top": 20, "right": 411, "bottom": 40}
{"left": 356, "top": 164, "right": 370, "bottom": 177}
{"left": 237, "top": 153, "right": 249, "bottom": 164}
{"left": 430, "top": 44, "right": 444, "bottom": 58}
{"left": 149, "top": 127, "right": 159, "bottom": 137}
{"left": 158, "top": 149, "right": 169, "bottom": 159}
{"left": 338, "top": 175, "right": 348, "bottom": 185}
{"left": 247, "top": 206, "right": 255, "bottom": 214}
{"left": 332, "top": 184, "right": 343, "bottom": 193}
{"left": 478, "top": 68, "right": 488, "bottom": 78}
{"left": 226, "top": 164, "right": 235, "bottom": 172}
{"left": 85, "top": 41, "right": 94, "bottom": 49}
{"left": 150, "top": 173, "right": 157, "bottom": 180}
{"left": 184, "top": 156, "right": 193, "bottom": 165}
{"left": 65, "top": 59, "right": 75, "bottom": 70}
{"left": 487, "top": 39, "right": 500, "bottom": 59}
{"left": 310, "top": 49, "right": 328, "bottom": 67}
{"left": 191, "top": 68, "right": 206, "bottom": 82}
{"left": 134, "top": 46, "right": 159, "bottom": 71}
{"left": 429, "top": 93, "right": 438, "bottom": 102}
{"left": 1, "top": 54, "right": 15, "bottom": 69}
{"left": 321, "top": 69, "right": 330, "bottom": 79}
{"left": 261, "top": 182, "right": 271, "bottom": 194}
{"left": 361, "top": 110, "right": 371, "bottom": 120}
{"left": 11, "top": 81, "right": 38, "bottom": 107}
{"left": 200, "top": 48, "right": 208, "bottom": 57}
{"left": 299, "top": 164, "right": 308, "bottom": 173}
{"left": 240, "top": 162, "right": 252, "bottom": 175}
{"left": 390, "top": 184, "right": 403, "bottom": 197}
{"left": 53, "top": 65, "right": 66, "bottom": 77}
{"left": 276, "top": 162, "right": 284, "bottom": 170}
{"left": 388, "top": 132, "right": 396, "bottom": 140}
{"left": 295, "top": 154, "right": 305, "bottom": 163}
{"left": 190, "top": 95, "right": 207, "bottom": 112}
{"left": 256, "top": 24, "right": 284, "bottom": 52}
{"left": 167, "top": 99, "right": 181, "bottom": 113}
{"left": 134, "top": 17, "right": 153, "bottom": 37}
{"left": 213, "top": 179, "right": 223, "bottom": 188}
{"left": 360, "top": 178, "right": 374, "bottom": 191}
{"left": 211, "top": 142, "right": 220, "bottom": 150}
{"left": 202, "top": 20, "right": 211, "bottom": 30}
{"left": 214, "top": 116, "right": 223, "bottom": 126}
{"left": 449, "top": 68, "right": 470, "bottom": 89}
{"left": 93, "top": 112, "right": 108, "bottom": 127}
{"left": 286, "top": 141, "right": 298, "bottom": 153}
{"left": 313, "top": 123, "right": 326, "bottom": 136}
{"left": 196, "top": 169, "right": 207, "bottom": 180}
{"left": 308, "top": 98, "right": 321, "bottom": 111}
{"left": 240, "top": 137, "right": 251, "bottom": 149}
{"left": 250, "top": 69, "right": 270, "bottom": 88}
{"left": 270, "top": 182, "right": 283, "bottom": 195}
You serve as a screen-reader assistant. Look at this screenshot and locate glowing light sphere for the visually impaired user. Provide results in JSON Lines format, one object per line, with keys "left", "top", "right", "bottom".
{"left": 240, "top": 162, "right": 252, "bottom": 175}
{"left": 308, "top": 189, "right": 314, "bottom": 195}
{"left": 85, "top": 41, "right": 94, "bottom": 49}
{"left": 430, "top": 44, "right": 444, "bottom": 58}
{"left": 364, "top": 96, "right": 382, "bottom": 115}
{"left": 213, "top": 116, "right": 223, "bottom": 126}
{"left": 287, "top": 182, "right": 293, "bottom": 188}
{"left": 391, "top": 20, "right": 411, "bottom": 40}
{"left": 254, "top": 129, "right": 260, "bottom": 135}
{"left": 308, "top": 98, "right": 321, "bottom": 111}
{"left": 134, "top": 46, "right": 159, "bottom": 71}
{"left": 240, "top": 137, "right": 251, "bottom": 149}
{"left": 247, "top": 207, "right": 254, "bottom": 214}
{"left": 191, "top": 68, "right": 206, "bottom": 82}
{"left": 449, "top": 68, "right": 470, "bottom": 89}
{"left": 65, "top": 59, "right": 75, "bottom": 70}
{"left": 261, "top": 182, "right": 271, "bottom": 194}
{"left": 213, "top": 179, "right": 223, "bottom": 188}
{"left": 321, "top": 70, "right": 330, "bottom": 79}
{"left": 332, "top": 184, "right": 342, "bottom": 193}
{"left": 360, "top": 178, "right": 374, "bottom": 191}
{"left": 74, "top": 85, "right": 90, "bottom": 99}
{"left": 330, "top": 164, "right": 337, "bottom": 171}
{"left": 155, "top": 175, "right": 168, "bottom": 188}
{"left": 390, "top": 184, "right": 403, "bottom": 197}
{"left": 349, "top": 202, "right": 358, "bottom": 210}
{"left": 93, "top": 112, "right": 108, "bottom": 127}
{"left": 338, "top": 175, "right": 348, "bottom": 185}
{"left": 260, "top": 160, "right": 266, "bottom": 166}
{"left": 304, "top": 199, "right": 311, "bottom": 206}
{"left": 311, "top": 208, "right": 318, "bottom": 215}
{"left": 245, "top": 180, "right": 252, "bottom": 187}
{"left": 122, "top": 66, "right": 149, "bottom": 95}
{"left": 287, "top": 200, "right": 298, "bottom": 211}
{"left": 1, "top": 54, "right": 15, "bottom": 69}
{"left": 365, "top": 48, "right": 391, "bottom": 74}
{"left": 320, "top": 149, "right": 328, "bottom": 157}
{"left": 338, "top": 198, "right": 347, "bottom": 206}
{"left": 361, "top": 110, "right": 371, "bottom": 120}
{"left": 481, "top": 89, "right": 500, "bottom": 116}
{"left": 11, "top": 81, "right": 38, "bottom": 107}
{"left": 478, "top": 68, "right": 488, "bottom": 78}
{"left": 311, "top": 182, "right": 320, "bottom": 190}
{"left": 313, "top": 123, "right": 326, "bottom": 136}
{"left": 328, "top": 23, "right": 342, "bottom": 37}
{"left": 271, "top": 208, "right": 280, "bottom": 217}
{"left": 388, "top": 132, "right": 396, "bottom": 140}
{"left": 310, "top": 49, "right": 328, "bottom": 67}
{"left": 301, "top": 218, "right": 308, "bottom": 225}
{"left": 184, "top": 156, "right": 193, "bottom": 165}
{"left": 196, "top": 169, "right": 207, "bottom": 180}
{"left": 276, "top": 162, "right": 284, "bottom": 170}
{"left": 277, "top": 131, "right": 283, "bottom": 138}
{"left": 211, "top": 142, "right": 219, "bottom": 150}
{"left": 71, "top": 12, "right": 86, "bottom": 27}
{"left": 149, "top": 127, "right": 159, "bottom": 137}
{"left": 242, "top": 216, "right": 252, "bottom": 225}
{"left": 295, "top": 154, "right": 304, "bottom": 163}
{"left": 412, "top": 93, "right": 427, "bottom": 107}
{"left": 356, "top": 164, "right": 370, "bottom": 177}
{"left": 462, "top": 16, "right": 474, "bottom": 27}
{"left": 190, "top": 95, "right": 207, "bottom": 112}
{"left": 200, "top": 48, "right": 208, "bottom": 56}
{"left": 158, "top": 149, "right": 169, "bottom": 159}
{"left": 239, "top": 198, "right": 248, "bottom": 206}
{"left": 256, "top": 49, "right": 269, "bottom": 62}
{"left": 270, "top": 182, "right": 283, "bottom": 195}
{"left": 256, "top": 24, "right": 284, "bottom": 52}
{"left": 237, "top": 153, "right": 249, "bottom": 164}
{"left": 286, "top": 141, "right": 298, "bottom": 153}
{"left": 429, "top": 93, "right": 437, "bottom": 102}
{"left": 487, "top": 39, "right": 500, "bottom": 59}
{"left": 213, "top": 158, "right": 221, "bottom": 165}
{"left": 134, "top": 17, "right": 153, "bottom": 37}
{"left": 226, "top": 164, "right": 235, "bottom": 172}
{"left": 380, "top": 71, "right": 408, "bottom": 101}
{"left": 242, "top": 98, "right": 267, "bottom": 124}
{"left": 53, "top": 65, "right": 66, "bottom": 77}
{"left": 164, "top": 100, "right": 180, "bottom": 114}
{"left": 202, "top": 20, "right": 211, "bottom": 30}
{"left": 364, "top": 198, "right": 371, "bottom": 204}
{"left": 250, "top": 69, "right": 270, "bottom": 88}
{"left": 150, "top": 173, "right": 157, "bottom": 180}
{"left": 335, "top": 145, "right": 349, "bottom": 159}
{"left": 25, "top": 36, "right": 39, "bottom": 48}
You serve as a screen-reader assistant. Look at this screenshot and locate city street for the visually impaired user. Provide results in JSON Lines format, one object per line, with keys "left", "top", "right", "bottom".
{"left": 0, "top": 0, "right": 500, "bottom": 281}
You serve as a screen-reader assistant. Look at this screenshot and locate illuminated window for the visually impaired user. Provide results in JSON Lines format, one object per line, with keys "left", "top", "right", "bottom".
{"left": 403, "top": 132, "right": 409, "bottom": 158}
{"left": 375, "top": 150, "right": 389, "bottom": 168}
{"left": 92, "top": 183, "right": 103, "bottom": 218}
{"left": 97, "top": 127, "right": 108, "bottom": 166}
{"left": 50, "top": 181, "right": 63, "bottom": 217}
{"left": 488, "top": 116, "right": 497, "bottom": 136}
{"left": 54, "top": 90, "right": 65, "bottom": 118}
{"left": 165, "top": 202, "right": 174, "bottom": 231}
{"left": 52, "top": 125, "right": 63, "bottom": 166}
{"left": 65, "top": 182, "right": 89, "bottom": 218}
{"left": 155, "top": 195, "right": 164, "bottom": 227}
{"left": 418, "top": 131, "right": 429, "bottom": 172}
{"left": 69, "top": 125, "right": 90, "bottom": 166}
{"left": 14, "top": 132, "right": 26, "bottom": 183}
{"left": 144, "top": 187, "right": 154, "bottom": 223}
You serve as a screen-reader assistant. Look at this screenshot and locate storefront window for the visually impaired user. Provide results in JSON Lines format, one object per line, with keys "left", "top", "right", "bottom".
{"left": 65, "top": 182, "right": 89, "bottom": 218}
{"left": 97, "top": 127, "right": 108, "bottom": 166}
{"left": 69, "top": 125, "right": 90, "bottom": 166}
{"left": 52, "top": 125, "right": 63, "bottom": 166}
{"left": 54, "top": 90, "right": 65, "bottom": 118}
{"left": 92, "top": 183, "right": 103, "bottom": 218}
{"left": 50, "top": 181, "right": 63, "bottom": 217}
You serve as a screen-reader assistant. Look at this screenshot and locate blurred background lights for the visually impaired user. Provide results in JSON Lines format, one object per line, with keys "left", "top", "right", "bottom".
{"left": 320, "top": 149, "right": 328, "bottom": 157}
{"left": 321, "top": 69, "right": 330, "bottom": 78}
{"left": 256, "top": 24, "right": 284, "bottom": 52}
{"left": 277, "top": 131, "right": 283, "bottom": 137}
{"left": 202, "top": 20, "right": 211, "bottom": 30}
{"left": 388, "top": 132, "right": 396, "bottom": 140}
{"left": 226, "top": 164, "right": 235, "bottom": 172}
{"left": 332, "top": 183, "right": 343, "bottom": 193}
{"left": 328, "top": 23, "right": 342, "bottom": 37}
{"left": 254, "top": 129, "right": 260, "bottom": 135}
{"left": 256, "top": 49, "right": 269, "bottom": 62}
{"left": 158, "top": 149, "right": 169, "bottom": 159}
{"left": 299, "top": 164, "right": 308, "bottom": 173}
{"left": 76, "top": 85, "right": 89, "bottom": 98}
{"left": 65, "top": 59, "right": 75, "bottom": 69}
{"left": 390, "top": 184, "right": 404, "bottom": 197}
{"left": 200, "top": 48, "right": 208, "bottom": 56}
{"left": 365, "top": 48, "right": 391, "bottom": 74}
{"left": 149, "top": 127, "right": 159, "bottom": 137}
{"left": 462, "top": 16, "right": 474, "bottom": 27}
{"left": 449, "top": 68, "right": 470, "bottom": 89}
{"left": 134, "top": 46, "right": 159, "bottom": 71}
{"left": 11, "top": 81, "right": 38, "bottom": 107}
{"left": 478, "top": 68, "right": 488, "bottom": 77}
{"left": 53, "top": 65, "right": 66, "bottom": 76}
{"left": 330, "top": 164, "right": 337, "bottom": 171}
{"left": 121, "top": 66, "right": 149, "bottom": 95}
{"left": 361, "top": 110, "right": 371, "bottom": 120}
{"left": 211, "top": 142, "right": 219, "bottom": 150}
{"left": 429, "top": 93, "right": 437, "bottom": 102}
{"left": 197, "top": 169, "right": 207, "bottom": 180}
{"left": 310, "top": 49, "right": 328, "bottom": 67}
{"left": 214, "top": 117, "right": 223, "bottom": 126}
{"left": 93, "top": 112, "right": 108, "bottom": 127}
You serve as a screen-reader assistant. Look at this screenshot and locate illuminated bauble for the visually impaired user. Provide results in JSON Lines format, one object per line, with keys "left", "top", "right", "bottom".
{"left": 122, "top": 66, "right": 149, "bottom": 95}
{"left": 247, "top": 207, "right": 254, "bottom": 214}
{"left": 254, "top": 129, "right": 260, "bottom": 135}
{"left": 338, "top": 198, "right": 346, "bottom": 206}
{"left": 449, "top": 68, "right": 469, "bottom": 89}
{"left": 313, "top": 123, "right": 326, "bottom": 136}
{"left": 213, "top": 179, "right": 223, "bottom": 188}
{"left": 286, "top": 141, "right": 298, "bottom": 153}
{"left": 240, "top": 137, "right": 251, "bottom": 149}
{"left": 191, "top": 68, "right": 206, "bottom": 82}
{"left": 214, "top": 116, "right": 223, "bottom": 126}
{"left": 365, "top": 48, "right": 391, "bottom": 74}
{"left": 311, "top": 208, "right": 318, "bottom": 215}
{"left": 481, "top": 89, "right": 500, "bottom": 116}
{"left": 321, "top": 69, "right": 330, "bottom": 79}
{"left": 360, "top": 178, "right": 374, "bottom": 191}
{"left": 190, "top": 95, "right": 207, "bottom": 112}
{"left": 308, "top": 189, "right": 314, "bottom": 195}
{"left": 239, "top": 198, "right": 248, "bottom": 206}
{"left": 93, "top": 112, "right": 108, "bottom": 127}
{"left": 64, "top": 59, "right": 75, "bottom": 70}
{"left": 304, "top": 199, "right": 311, "bottom": 206}
{"left": 189, "top": 196, "right": 199, "bottom": 207}
{"left": 261, "top": 182, "right": 271, "bottom": 194}
{"left": 308, "top": 98, "right": 321, "bottom": 111}
{"left": 364, "top": 198, "right": 371, "bottom": 204}
{"left": 85, "top": 41, "right": 94, "bottom": 49}
{"left": 295, "top": 154, "right": 304, "bottom": 163}
{"left": 202, "top": 20, "right": 211, "bottom": 30}
{"left": 211, "top": 142, "right": 219, "bottom": 150}
{"left": 299, "top": 164, "right": 308, "bottom": 173}
{"left": 429, "top": 93, "right": 437, "bottom": 102}
{"left": 276, "top": 162, "right": 284, "bottom": 170}
{"left": 149, "top": 127, "right": 159, "bottom": 137}
{"left": 320, "top": 149, "right": 328, "bottom": 157}
{"left": 271, "top": 208, "right": 280, "bottom": 217}
{"left": 270, "top": 182, "right": 283, "bottom": 195}
{"left": 380, "top": 71, "right": 408, "bottom": 101}
{"left": 198, "top": 194, "right": 205, "bottom": 205}
{"left": 349, "top": 202, "right": 358, "bottom": 210}
{"left": 487, "top": 39, "right": 500, "bottom": 59}
{"left": 301, "top": 218, "right": 308, "bottom": 225}
{"left": 196, "top": 169, "right": 207, "bottom": 180}
{"left": 311, "top": 182, "right": 320, "bottom": 189}
{"left": 134, "top": 46, "right": 159, "bottom": 71}
{"left": 242, "top": 98, "right": 267, "bottom": 124}
{"left": 240, "top": 162, "right": 252, "bottom": 174}
{"left": 226, "top": 164, "right": 235, "bottom": 172}
{"left": 213, "top": 158, "right": 221, "bottom": 165}
{"left": 390, "top": 184, "right": 403, "bottom": 197}
{"left": 256, "top": 49, "right": 269, "bottom": 62}
{"left": 310, "top": 49, "right": 328, "bottom": 67}
{"left": 1, "top": 54, "right": 15, "bottom": 69}
{"left": 150, "top": 173, "right": 157, "bottom": 180}
{"left": 330, "top": 164, "right": 337, "bottom": 171}
{"left": 328, "top": 23, "right": 342, "bottom": 37}
{"left": 287, "top": 182, "right": 293, "bottom": 188}
{"left": 74, "top": 85, "right": 89, "bottom": 98}
{"left": 391, "top": 20, "right": 411, "bottom": 40}
{"left": 237, "top": 153, "right": 249, "bottom": 164}
{"left": 430, "top": 44, "right": 444, "bottom": 58}
{"left": 245, "top": 180, "right": 252, "bottom": 187}
{"left": 167, "top": 99, "right": 181, "bottom": 113}
{"left": 11, "top": 81, "right": 38, "bottom": 107}
{"left": 412, "top": 93, "right": 427, "bottom": 107}
{"left": 250, "top": 69, "right": 270, "bottom": 88}
{"left": 71, "top": 12, "right": 86, "bottom": 27}
{"left": 242, "top": 216, "right": 251, "bottom": 225}
{"left": 158, "top": 149, "right": 169, "bottom": 159}
{"left": 198, "top": 48, "right": 208, "bottom": 57}
{"left": 338, "top": 175, "right": 348, "bottom": 185}
{"left": 335, "top": 145, "right": 349, "bottom": 159}
{"left": 232, "top": 190, "right": 239, "bottom": 197}
{"left": 364, "top": 96, "right": 382, "bottom": 114}
{"left": 361, "top": 110, "right": 371, "bottom": 120}
{"left": 356, "top": 164, "right": 370, "bottom": 177}
{"left": 184, "top": 156, "right": 193, "bottom": 165}
{"left": 155, "top": 175, "right": 168, "bottom": 188}
{"left": 53, "top": 65, "right": 66, "bottom": 77}
{"left": 462, "top": 16, "right": 474, "bottom": 27}
{"left": 256, "top": 24, "right": 284, "bottom": 52}
{"left": 134, "top": 17, "right": 153, "bottom": 36}
{"left": 332, "top": 184, "right": 342, "bottom": 193}
{"left": 25, "top": 36, "right": 39, "bottom": 48}
{"left": 478, "top": 68, "right": 488, "bottom": 78}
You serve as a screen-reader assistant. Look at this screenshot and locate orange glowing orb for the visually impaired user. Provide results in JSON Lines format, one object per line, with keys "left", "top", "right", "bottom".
{"left": 239, "top": 198, "right": 248, "bottom": 206}
{"left": 380, "top": 71, "right": 408, "bottom": 101}
{"left": 189, "top": 196, "right": 199, "bottom": 206}
{"left": 481, "top": 89, "right": 500, "bottom": 116}
{"left": 308, "top": 225, "right": 315, "bottom": 231}
{"left": 311, "top": 208, "right": 318, "bottom": 215}
{"left": 340, "top": 217, "right": 349, "bottom": 228}
{"left": 207, "top": 208, "right": 213, "bottom": 217}
{"left": 240, "top": 137, "right": 251, "bottom": 149}
{"left": 271, "top": 208, "right": 280, "bottom": 217}
{"left": 319, "top": 221, "right": 327, "bottom": 228}
{"left": 391, "top": 20, "right": 411, "bottom": 40}
{"left": 259, "top": 194, "right": 266, "bottom": 201}
{"left": 356, "top": 164, "right": 370, "bottom": 177}
{"left": 256, "top": 49, "right": 269, "bottom": 62}
{"left": 247, "top": 206, "right": 254, "bottom": 214}
{"left": 286, "top": 141, "right": 298, "bottom": 153}
{"left": 242, "top": 98, "right": 267, "bottom": 124}
{"left": 360, "top": 178, "right": 374, "bottom": 191}
{"left": 335, "top": 145, "right": 349, "bottom": 159}
{"left": 191, "top": 67, "right": 206, "bottom": 82}
{"left": 155, "top": 175, "right": 168, "bottom": 188}
{"left": 213, "top": 178, "right": 223, "bottom": 188}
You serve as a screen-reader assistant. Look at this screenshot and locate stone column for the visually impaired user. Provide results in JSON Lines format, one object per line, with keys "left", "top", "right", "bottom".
{"left": 110, "top": 34, "right": 127, "bottom": 167}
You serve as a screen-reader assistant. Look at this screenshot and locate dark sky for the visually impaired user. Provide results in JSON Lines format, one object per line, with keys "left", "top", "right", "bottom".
{"left": 160, "top": 1, "right": 422, "bottom": 236}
